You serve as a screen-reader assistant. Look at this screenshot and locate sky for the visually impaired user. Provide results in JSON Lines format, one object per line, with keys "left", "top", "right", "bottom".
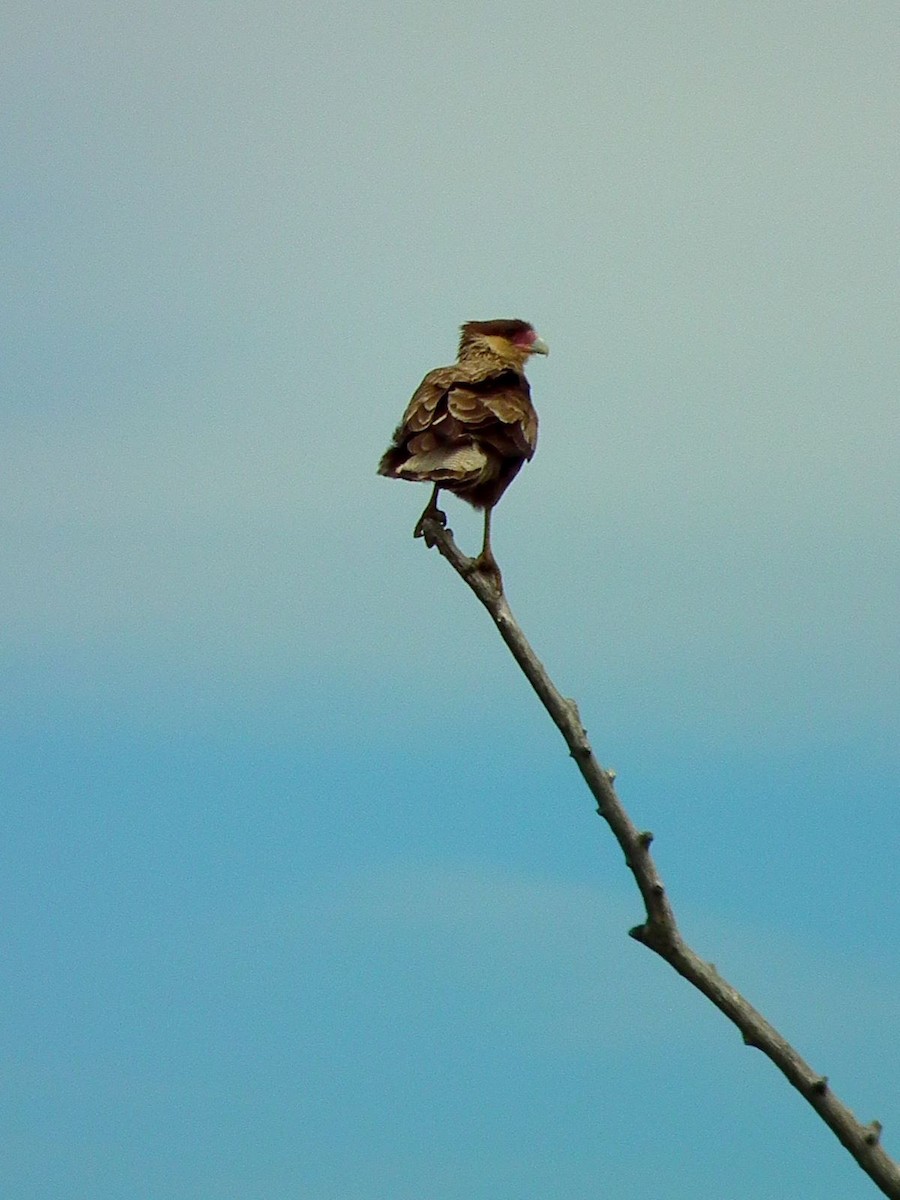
{"left": 2, "top": 1, "right": 898, "bottom": 1197}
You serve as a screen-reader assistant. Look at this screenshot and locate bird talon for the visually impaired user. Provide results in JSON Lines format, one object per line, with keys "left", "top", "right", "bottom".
{"left": 414, "top": 508, "right": 447, "bottom": 540}
{"left": 470, "top": 553, "right": 503, "bottom": 591}
{"left": 423, "top": 524, "right": 450, "bottom": 548}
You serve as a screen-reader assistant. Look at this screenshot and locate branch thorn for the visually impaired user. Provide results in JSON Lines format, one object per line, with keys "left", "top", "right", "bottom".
{"left": 864, "top": 1120, "right": 883, "bottom": 1146}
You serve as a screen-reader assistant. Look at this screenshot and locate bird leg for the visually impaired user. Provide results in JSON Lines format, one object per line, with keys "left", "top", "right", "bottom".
{"left": 470, "top": 506, "right": 503, "bottom": 589}
{"left": 414, "top": 485, "right": 447, "bottom": 544}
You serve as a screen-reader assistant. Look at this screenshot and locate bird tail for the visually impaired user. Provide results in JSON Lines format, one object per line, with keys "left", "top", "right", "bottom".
{"left": 379, "top": 443, "right": 490, "bottom": 485}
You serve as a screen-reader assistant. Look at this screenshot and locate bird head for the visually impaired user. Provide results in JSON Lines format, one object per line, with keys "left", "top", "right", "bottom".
{"left": 458, "top": 319, "right": 549, "bottom": 366}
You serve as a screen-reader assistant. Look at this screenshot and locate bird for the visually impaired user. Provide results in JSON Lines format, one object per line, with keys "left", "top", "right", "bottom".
{"left": 378, "top": 318, "right": 548, "bottom": 580}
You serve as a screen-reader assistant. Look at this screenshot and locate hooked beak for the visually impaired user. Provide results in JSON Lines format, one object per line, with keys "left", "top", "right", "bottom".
{"left": 529, "top": 336, "right": 549, "bottom": 356}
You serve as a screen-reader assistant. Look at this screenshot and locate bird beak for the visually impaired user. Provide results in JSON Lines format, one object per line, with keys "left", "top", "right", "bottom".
{"left": 529, "top": 336, "right": 549, "bottom": 356}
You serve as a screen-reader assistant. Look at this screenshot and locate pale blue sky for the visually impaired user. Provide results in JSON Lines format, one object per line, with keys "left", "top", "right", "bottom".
{"left": 2, "top": 2, "right": 898, "bottom": 1197}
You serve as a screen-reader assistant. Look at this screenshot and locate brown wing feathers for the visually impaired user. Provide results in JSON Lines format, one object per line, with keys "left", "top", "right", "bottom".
{"left": 379, "top": 368, "right": 537, "bottom": 508}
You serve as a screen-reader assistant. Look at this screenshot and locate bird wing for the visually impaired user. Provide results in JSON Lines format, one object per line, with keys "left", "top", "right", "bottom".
{"left": 396, "top": 362, "right": 538, "bottom": 458}
{"left": 378, "top": 358, "right": 539, "bottom": 489}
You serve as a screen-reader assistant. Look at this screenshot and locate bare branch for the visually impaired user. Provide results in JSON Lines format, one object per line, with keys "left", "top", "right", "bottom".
{"left": 417, "top": 515, "right": 900, "bottom": 1200}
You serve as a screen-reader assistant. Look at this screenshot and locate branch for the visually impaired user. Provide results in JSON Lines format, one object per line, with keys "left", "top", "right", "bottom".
{"left": 417, "top": 515, "right": 900, "bottom": 1200}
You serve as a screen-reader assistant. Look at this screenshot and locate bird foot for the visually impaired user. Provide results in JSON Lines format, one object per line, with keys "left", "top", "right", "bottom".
{"left": 414, "top": 507, "right": 448, "bottom": 545}
{"left": 467, "top": 552, "right": 503, "bottom": 592}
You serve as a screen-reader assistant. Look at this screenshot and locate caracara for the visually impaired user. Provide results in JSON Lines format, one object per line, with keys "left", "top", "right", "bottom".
{"left": 378, "top": 319, "right": 548, "bottom": 576}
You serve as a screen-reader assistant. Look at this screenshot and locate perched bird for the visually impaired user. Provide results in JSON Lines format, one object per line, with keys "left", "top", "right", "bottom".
{"left": 378, "top": 318, "right": 548, "bottom": 577}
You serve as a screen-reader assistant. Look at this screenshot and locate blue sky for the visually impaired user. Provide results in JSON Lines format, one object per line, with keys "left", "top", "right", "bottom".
{"left": 2, "top": 2, "right": 898, "bottom": 1197}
